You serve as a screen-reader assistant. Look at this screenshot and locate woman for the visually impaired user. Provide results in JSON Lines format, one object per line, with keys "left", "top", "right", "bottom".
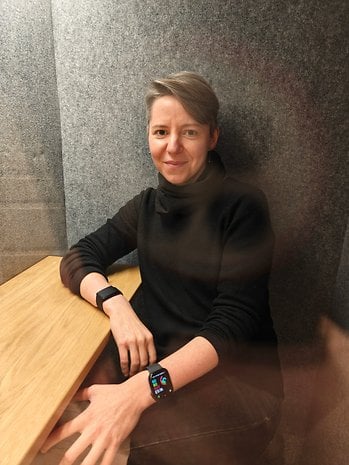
{"left": 42, "top": 72, "right": 283, "bottom": 464}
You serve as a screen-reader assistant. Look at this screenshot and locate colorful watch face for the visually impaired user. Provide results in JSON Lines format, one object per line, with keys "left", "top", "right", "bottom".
{"left": 149, "top": 369, "right": 173, "bottom": 400}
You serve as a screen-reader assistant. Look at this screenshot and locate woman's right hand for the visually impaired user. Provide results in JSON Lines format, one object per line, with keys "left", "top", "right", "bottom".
{"left": 42, "top": 371, "right": 154, "bottom": 465}
{"left": 103, "top": 295, "right": 157, "bottom": 377}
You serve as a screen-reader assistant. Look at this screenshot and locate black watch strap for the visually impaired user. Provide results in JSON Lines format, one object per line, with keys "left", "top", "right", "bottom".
{"left": 146, "top": 363, "right": 163, "bottom": 375}
{"left": 96, "top": 285, "right": 123, "bottom": 311}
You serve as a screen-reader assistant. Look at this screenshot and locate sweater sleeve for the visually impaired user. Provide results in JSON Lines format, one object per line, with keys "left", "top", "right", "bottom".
{"left": 197, "top": 188, "right": 276, "bottom": 359}
{"left": 60, "top": 191, "right": 145, "bottom": 295}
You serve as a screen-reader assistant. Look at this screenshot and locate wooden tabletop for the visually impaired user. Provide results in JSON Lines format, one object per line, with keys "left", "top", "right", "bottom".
{"left": 0, "top": 256, "right": 141, "bottom": 465}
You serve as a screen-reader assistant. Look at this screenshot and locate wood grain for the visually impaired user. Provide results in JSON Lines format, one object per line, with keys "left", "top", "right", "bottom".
{"left": 0, "top": 256, "right": 141, "bottom": 465}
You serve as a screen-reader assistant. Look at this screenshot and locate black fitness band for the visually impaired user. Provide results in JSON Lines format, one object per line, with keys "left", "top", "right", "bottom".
{"left": 96, "top": 285, "right": 123, "bottom": 312}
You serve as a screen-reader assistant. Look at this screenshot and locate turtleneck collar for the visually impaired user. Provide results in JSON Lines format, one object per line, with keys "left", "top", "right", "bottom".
{"left": 155, "top": 151, "right": 225, "bottom": 215}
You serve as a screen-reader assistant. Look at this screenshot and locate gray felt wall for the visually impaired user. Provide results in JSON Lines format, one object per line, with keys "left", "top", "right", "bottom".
{"left": 0, "top": 0, "right": 67, "bottom": 283}
{"left": 1, "top": 1, "right": 348, "bottom": 463}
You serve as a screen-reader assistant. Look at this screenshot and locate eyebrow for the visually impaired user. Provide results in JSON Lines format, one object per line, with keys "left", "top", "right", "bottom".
{"left": 150, "top": 123, "right": 202, "bottom": 128}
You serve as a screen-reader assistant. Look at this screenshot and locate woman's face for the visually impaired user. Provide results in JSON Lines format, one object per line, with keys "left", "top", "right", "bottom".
{"left": 148, "top": 96, "right": 219, "bottom": 185}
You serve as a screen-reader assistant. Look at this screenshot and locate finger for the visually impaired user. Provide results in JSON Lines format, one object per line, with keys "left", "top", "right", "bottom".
{"left": 80, "top": 437, "right": 119, "bottom": 465}
{"left": 128, "top": 342, "right": 141, "bottom": 376}
{"left": 100, "top": 445, "right": 119, "bottom": 465}
{"left": 80, "top": 437, "right": 105, "bottom": 465}
{"left": 147, "top": 339, "right": 157, "bottom": 365}
{"left": 41, "top": 418, "right": 80, "bottom": 453}
{"left": 138, "top": 340, "right": 150, "bottom": 370}
{"left": 118, "top": 344, "right": 130, "bottom": 377}
{"left": 58, "top": 431, "right": 92, "bottom": 465}
{"left": 73, "top": 387, "right": 90, "bottom": 402}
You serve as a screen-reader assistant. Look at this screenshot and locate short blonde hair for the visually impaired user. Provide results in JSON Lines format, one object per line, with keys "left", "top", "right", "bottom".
{"left": 146, "top": 71, "right": 219, "bottom": 134}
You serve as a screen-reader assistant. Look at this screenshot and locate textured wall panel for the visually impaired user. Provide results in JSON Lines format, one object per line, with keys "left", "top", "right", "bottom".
{"left": 0, "top": 0, "right": 67, "bottom": 283}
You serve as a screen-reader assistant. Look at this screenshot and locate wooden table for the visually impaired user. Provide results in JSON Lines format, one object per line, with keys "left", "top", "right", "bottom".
{"left": 0, "top": 256, "right": 141, "bottom": 465}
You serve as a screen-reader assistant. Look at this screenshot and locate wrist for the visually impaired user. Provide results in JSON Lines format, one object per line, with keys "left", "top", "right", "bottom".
{"left": 127, "top": 370, "right": 156, "bottom": 410}
{"left": 102, "top": 294, "right": 126, "bottom": 317}
{"left": 96, "top": 285, "right": 123, "bottom": 314}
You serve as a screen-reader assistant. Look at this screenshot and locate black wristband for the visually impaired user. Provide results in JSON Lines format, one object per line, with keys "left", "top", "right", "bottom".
{"left": 96, "top": 285, "right": 123, "bottom": 312}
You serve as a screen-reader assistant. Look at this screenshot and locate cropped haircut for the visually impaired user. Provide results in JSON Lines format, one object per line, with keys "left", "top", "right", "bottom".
{"left": 146, "top": 71, "right": 219, "bottom": 134}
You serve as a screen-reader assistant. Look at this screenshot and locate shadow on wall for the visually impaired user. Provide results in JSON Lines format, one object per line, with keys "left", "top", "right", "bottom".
{"left": 216, "top": 93, "right": 348, "bottom": 464}
{"left": 297, "top": 220, "right": 349, "bottom": 465}
{"left": 218, "top": 105, "right": 273, "bottom": 175}
{"left": 216, "top": 88, "right": 336, "bottom": 345}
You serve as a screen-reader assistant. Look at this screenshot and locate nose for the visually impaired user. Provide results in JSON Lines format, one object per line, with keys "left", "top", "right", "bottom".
{"left": 167, "top": 133, "right": 182, "bottom": 154}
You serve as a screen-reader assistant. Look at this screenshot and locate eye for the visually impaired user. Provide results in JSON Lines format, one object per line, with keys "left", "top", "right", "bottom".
{"left": 183, "top": 129, "right": 198, "bottom": 137}
{"left": 153, "top": 129, "right": 168, "bottom": 137}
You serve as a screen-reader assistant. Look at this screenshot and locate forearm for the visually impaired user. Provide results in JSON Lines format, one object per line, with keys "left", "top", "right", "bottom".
{"left": 80, "top": 272, "right": 120, "bottom": 309}
{"left": 160, "top": 336, "right": 219, "bottom": 390}
{"left": 60, "top": 212, "right": 138, "bottom": 295}
{"left": 60, "top": 246, "right": 109, "bottom": 295}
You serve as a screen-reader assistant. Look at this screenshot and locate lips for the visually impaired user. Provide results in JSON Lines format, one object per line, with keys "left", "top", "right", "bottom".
{"left": 164, "top": 160, "right": 187, "bottom": 166}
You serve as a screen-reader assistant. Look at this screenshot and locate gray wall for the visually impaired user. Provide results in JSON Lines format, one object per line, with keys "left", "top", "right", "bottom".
{"left": 0, "top": 0, "right": 67, "bottom": 283}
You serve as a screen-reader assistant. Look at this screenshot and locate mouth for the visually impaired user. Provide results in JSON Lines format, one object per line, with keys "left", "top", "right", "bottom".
{"left": 164, "top": 160, "right": 187, "bottom": 166}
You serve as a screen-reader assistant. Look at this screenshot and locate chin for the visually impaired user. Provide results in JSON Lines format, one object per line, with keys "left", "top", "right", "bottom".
{"left": 164, "top": 176, "right": 186, "bottom": 185}
{"left": 159, "top": 171, "right": 184, "bottom": 185}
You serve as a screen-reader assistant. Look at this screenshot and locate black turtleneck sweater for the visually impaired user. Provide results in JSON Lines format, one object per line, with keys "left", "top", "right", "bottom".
{"left": 60, "top": 154, "right": 282, "bottom": 397}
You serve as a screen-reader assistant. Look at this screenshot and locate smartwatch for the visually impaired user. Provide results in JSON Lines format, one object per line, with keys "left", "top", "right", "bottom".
{"left": 146, "top": 363, "right": 173, "bottom": 400}
{"left": 96, "top": 285, "right": 123, "bottom": 312}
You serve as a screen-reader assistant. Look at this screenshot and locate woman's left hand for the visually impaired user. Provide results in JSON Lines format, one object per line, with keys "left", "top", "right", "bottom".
{"left": 41, "top": 375, "right": 152, "bottom": 465}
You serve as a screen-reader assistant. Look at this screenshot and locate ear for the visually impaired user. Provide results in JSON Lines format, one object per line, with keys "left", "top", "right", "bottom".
{"left": 209, "top": 127, "right": 219, "bottom": 150}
